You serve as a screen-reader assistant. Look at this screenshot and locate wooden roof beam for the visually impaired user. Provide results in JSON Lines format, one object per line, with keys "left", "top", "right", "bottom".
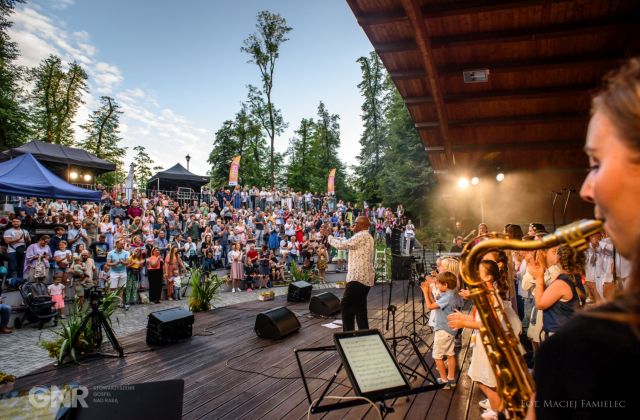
{"left": 423, "top": 140, "right": 585, "bottom": 153}
{"left": 416, "top": 112, "right": 588, "bottom": 129}
{"left": 431, "top": 17, "right": 635, "bottom": 48}
{"left": 375, "top": 40, "right": 417, "bottom": 53}
{"left": 405, "top": 84, "right": 594, "bottom": 105}
{"left": 353, "top": 8, "right": 408, "bottom": 26}
{"left": 401, "top": 0, "right": 454, "bottom": 165}
{"left": 438, "top": 53, "right": 625, "bottom": 75}
{"left": 421, "top": 0, "right": 559, "bottom": 19}
{"left": 390, "top": 54, "right": 624, "bottom": 81}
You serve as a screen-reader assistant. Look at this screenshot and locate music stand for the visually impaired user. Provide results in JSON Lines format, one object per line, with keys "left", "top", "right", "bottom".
{"left": 295, "top": 329, "right": 442, "bottom": 417}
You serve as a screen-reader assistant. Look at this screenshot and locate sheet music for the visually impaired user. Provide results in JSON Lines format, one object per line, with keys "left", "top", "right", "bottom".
{"left": 338, "top": 335, "right": 407, "bottom": 393}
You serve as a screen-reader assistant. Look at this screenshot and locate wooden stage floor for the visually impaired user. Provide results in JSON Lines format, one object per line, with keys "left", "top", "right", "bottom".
{"left": 14, "top": 281, "right": 484, "bottom": 419}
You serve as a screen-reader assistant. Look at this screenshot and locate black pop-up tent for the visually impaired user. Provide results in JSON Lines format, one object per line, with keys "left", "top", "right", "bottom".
{"left": 0, "top": 153, "right": 101, "bottom": 201}
{"left": 0, "top": 140, "right": 116, "bottom": 181}
{"left": 146, "top": 163, "right": 209, "bottom": 192}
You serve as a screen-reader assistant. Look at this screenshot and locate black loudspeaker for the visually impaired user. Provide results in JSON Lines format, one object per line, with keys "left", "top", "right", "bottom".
{"left": 309, "top": 292, "right": 341, "bottom": 316}
{"left": 254, "top": 306, "right": 301, "bottom": 339}
{"left": 146, "top": 307, "right": 194, "bottom": 346}
{"left": 392, "top": 255, "right": 412, "bottom": 281}
{"left": 287, "top": 280, "right": 312, "bottom": 302}
{"left": 391, "top": 228, "right": 402, "bottom": 255}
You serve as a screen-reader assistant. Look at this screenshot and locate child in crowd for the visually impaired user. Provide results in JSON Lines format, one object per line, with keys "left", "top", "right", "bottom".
{"left": 48, "top": 272, "right": 66, "bottom": 319}
{"left": 71, "top": 255, "right": 91, "bottom": 307}
{"left": 335, "top": 231, "right": 348, "bottom": 272}
{"left": 212, "top": 240, "right": 222, "bottom": 269}
{"left": 170, "top": 268, "right": 182, "bottom": 300}
{"left": 424, "top": 271, "right": 459, "bottom": 389}
{"left": 98, "top": 264, "right": 110, "bottom": 290}
{"left": 201, "top": 248, "right": 214, "bottom": 274}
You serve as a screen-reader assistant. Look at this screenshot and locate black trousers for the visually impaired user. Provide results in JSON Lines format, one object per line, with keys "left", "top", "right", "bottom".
{"left": 341, "top": 281, "right": 371, "bottom": 332}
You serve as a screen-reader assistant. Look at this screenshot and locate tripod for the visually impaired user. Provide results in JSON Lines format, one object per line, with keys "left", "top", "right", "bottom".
{"left": 404, "top": 259, "right": 430, "bottom": 350}
{"left": 64, "top": 290, "right": 124, "bottom": 362}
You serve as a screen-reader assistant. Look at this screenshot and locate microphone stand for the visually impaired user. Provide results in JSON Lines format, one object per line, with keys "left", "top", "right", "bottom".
{"left": 562, "top": 188, "right": 575, "bottom": 225}
{"left": 551, "top": 191, "right": 562, "bottom": 231}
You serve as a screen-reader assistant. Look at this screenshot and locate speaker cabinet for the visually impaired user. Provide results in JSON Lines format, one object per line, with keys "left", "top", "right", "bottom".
{"left": 391, "top": 255, "right": 412, "bottom": 281}
{"left": 287, "top": 280, "right": 312, "bottom": 302}
{"left": 391, "top": 228, "right": 402, "bottom": 255}
{"left": 309, "top": 292, "right": 341, "bottom": 316}
{"left": 254, "top": 306, "right": 301, "bottom": 339}
{"left": 146, "top": 307, "right": 194, "bottom": 346}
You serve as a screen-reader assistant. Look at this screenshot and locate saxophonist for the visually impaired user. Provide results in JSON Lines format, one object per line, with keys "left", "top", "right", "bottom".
{"left": 531, "top": 58, "right": 640, "bottom": 419}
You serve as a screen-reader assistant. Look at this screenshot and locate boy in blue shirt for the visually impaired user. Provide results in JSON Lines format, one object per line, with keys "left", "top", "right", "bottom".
{"left": 424, "top": 271, "right": 459, "bottom": 389}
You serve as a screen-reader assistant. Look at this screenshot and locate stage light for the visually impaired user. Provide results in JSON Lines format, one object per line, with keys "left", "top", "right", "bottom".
{"left": 496, "top": 172, "right": 505, "bottom": 182}
{"left": 471, "top": 176, "right": 479, "bottom": 186}
{"left": 83, "top": 174, "right": 92, "bottom": 182}
{"left": 69, "top": 171, "right": 78, "bottom": 180}
{"left": 457, "top": 177, "right": 469, "bottom": 188}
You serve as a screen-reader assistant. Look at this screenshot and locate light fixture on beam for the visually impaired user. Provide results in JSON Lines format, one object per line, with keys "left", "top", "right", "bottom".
{"left": 471, "top": 176, "right": 479, "bottom": 186}
{"left": 463, "top": 69, "right": 489, "bottom": 83}
{"left": 83, "top": 174, "right": 92, "bottom": 182}
{"left": 496, "top": 169, "right": 505, "bottom": 182}
{"left": 69, "top": 171, "right": 78, "bottom": 180}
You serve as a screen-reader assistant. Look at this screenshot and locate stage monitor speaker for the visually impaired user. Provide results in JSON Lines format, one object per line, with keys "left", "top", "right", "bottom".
{"left": 287, "top": 280, "right": 312, "bottom": 302}
{"left": 146, "top": 307, "right": 194, "bottom": 346}
{"left": 254, "top": 306, "right": 301, "bottom": 339}
{"left": 392, "top": 255, "right": 412, "bottom": 281}
{"left": 309, "top": 292, "right": 341, "bottom": 317}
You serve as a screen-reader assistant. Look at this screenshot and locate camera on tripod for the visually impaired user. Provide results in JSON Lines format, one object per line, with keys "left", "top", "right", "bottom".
{"left": 85, "top": 286, "right": 103, "bottom": 305}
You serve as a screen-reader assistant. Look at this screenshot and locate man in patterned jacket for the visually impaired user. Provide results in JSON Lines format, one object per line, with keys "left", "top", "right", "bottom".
{"left": 325, "top": 216, "right": 375, "bottom": 331}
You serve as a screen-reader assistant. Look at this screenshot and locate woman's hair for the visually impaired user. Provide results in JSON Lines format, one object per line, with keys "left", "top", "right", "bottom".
{"left": 592, "top": 57, "right": 640, "bottom": 154}
{"left": 556, "top": 245, "right": 585, "bottom": 274}
{"left": 505, "top": 224, "right": 524, "bottom": 240}
{"left": 479, "top": 259, "right": 509, "bottom": 300}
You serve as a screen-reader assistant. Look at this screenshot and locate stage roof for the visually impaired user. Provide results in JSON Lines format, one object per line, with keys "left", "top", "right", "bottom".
{"left": 346, "top": 0, "right": 640, "bottom": 178}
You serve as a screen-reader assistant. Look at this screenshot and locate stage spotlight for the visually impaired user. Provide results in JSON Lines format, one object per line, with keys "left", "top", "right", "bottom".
{"left": 496, "top": 172, "right": 505, "bottom": 182}
{"left": 457, "top": 177, "right": 469, "bottom": 188}
{"left": 471, "top": 176, "right": 479, "bottom": 186}
{"left": 83, "top": 174, "right": 92, "bottom": 182}
{"left": 69, "top": 171, "right": 78, "bottom": 180}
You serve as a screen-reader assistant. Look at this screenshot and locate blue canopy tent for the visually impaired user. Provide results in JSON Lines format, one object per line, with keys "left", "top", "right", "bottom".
{"left": 0, "top": 153, "right": 101, "bottom": 201}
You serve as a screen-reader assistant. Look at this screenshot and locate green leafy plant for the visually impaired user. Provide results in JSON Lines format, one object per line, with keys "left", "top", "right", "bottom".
{"left": 39, "top": 289, "right": 123, "bottom": 365}
{"left": 290, "top": 261, "right": 312, "bottom": 282}
{"left": 189, "top": 269, "right": 223, "bottom": 312}
{"left": 0, "top": 371, "right": 16, "bottom": 385}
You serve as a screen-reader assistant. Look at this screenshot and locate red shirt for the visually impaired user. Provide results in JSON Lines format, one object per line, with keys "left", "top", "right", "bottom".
{"left": 127, "top": 206, "right": 143, "bottom": 219}
{"left": 246, "top": 249, "right": 258, "bottom": 262}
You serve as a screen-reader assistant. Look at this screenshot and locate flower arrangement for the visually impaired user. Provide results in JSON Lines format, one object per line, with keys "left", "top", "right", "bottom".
{"left": 258, "top": 290, "right": 275, "bottom": 301}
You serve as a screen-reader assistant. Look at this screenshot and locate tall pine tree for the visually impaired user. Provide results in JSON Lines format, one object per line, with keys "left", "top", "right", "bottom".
{"left": 29, "top": 55, "right": 88, "bottom": 145}
{"left": 285, "top": 118, "right": 314, "bottom": 192}
{"left": 0, "top": 0, "right": 29, "bottom": 150}
{"left": 78, "top": 96, "right": 127, "bottom": 187}
{"left": 242, "top": 11, "right": 291, "bottom": 188}
{"left": 355, "top": 51, "right": 388, "bottom": 204}
{"left": 133, "top": 145, "right": 155, "bottom": 191}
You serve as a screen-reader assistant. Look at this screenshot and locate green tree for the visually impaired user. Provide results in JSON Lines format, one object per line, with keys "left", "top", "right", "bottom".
{"left": 285, "top": 117, "right": 314, "bottom": 192}
{"left": 29, "top": 54, "right": 88, "bottom": 145}
{"left": 207, "top": 105, "right": 268, "bottom": 188}
{"left": 308, "top": 101, "right": 348, "bottom": 196}
{"left": 77, "top": 96, "right": 126, "bottom": 186}
{"left": 0, "top": 0, "right": 30, "bottom": 150}
{"left": 133, "top": 145, "right": 155, "bottom": 191}
{"left": 242, "top": 10, "right": 292, "bottom": 188}
{"left": 380, "top": 86, "right": 436, "bottom": 231}
{"left": 355, "top": 52, "right": 388, "bottom": 204}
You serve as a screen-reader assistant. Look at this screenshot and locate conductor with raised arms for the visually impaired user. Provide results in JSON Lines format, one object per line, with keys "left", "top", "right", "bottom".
{"left": 324, "top": 216, "right": 375, "bottom": 331}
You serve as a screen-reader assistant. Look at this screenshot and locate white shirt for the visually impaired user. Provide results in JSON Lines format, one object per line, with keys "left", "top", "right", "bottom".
{"left": 328, "top": 230, "right": 375, "bottom": 287}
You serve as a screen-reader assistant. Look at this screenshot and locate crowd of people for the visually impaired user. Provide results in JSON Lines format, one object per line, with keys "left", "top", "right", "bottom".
{"left": 0, "top": 187, "right": 416, "bottom": 324}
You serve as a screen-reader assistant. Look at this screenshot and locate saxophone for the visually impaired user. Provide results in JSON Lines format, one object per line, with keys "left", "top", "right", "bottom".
{"left": 459, "top": 219, "right": 603, "bottom": 419}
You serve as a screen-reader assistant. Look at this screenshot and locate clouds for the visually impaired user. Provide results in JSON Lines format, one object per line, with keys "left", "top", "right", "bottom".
{"left": 9, "top": 4, "right": 212, "bottom": 175}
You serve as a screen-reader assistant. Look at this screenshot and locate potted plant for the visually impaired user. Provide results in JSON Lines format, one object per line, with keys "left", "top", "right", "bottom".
{"left": 258, "top": 289, "right": 275, "bottom": 301}
{"left": 189, "top": 270, "right": 223, "bottom": 313}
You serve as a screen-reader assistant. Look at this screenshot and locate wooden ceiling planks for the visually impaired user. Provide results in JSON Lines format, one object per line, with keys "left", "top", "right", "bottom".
{"left": 346, "top": 0, "right": 640, "bottom": 177}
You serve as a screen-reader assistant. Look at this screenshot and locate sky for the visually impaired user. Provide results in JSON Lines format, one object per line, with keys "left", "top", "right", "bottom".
{"left": 8, "top": 0, "right": 374, "bottom": 176}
